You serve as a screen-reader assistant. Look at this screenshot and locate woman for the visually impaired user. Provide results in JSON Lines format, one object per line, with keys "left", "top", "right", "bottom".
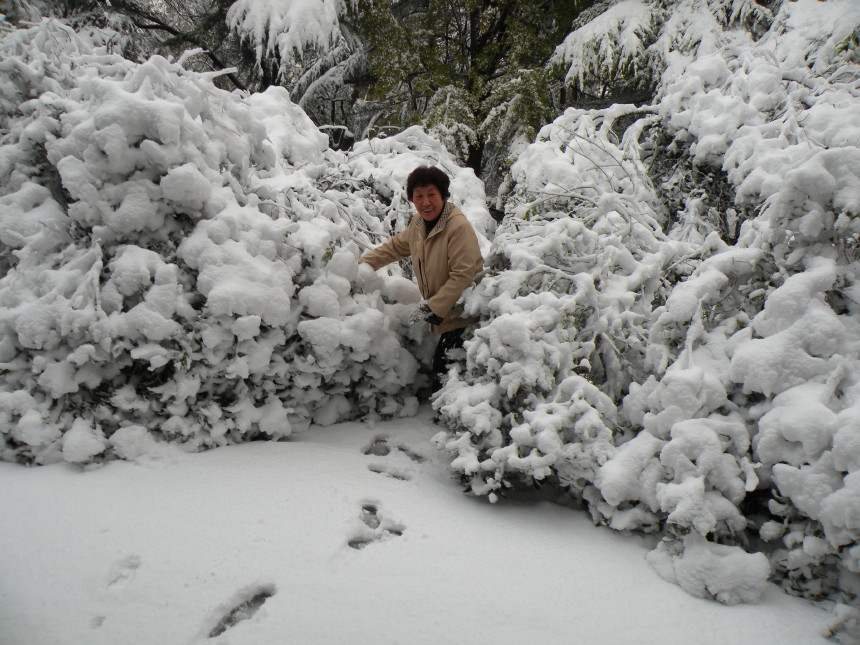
{"left": 359, "top": 165, "right": 483, "bottom": 391}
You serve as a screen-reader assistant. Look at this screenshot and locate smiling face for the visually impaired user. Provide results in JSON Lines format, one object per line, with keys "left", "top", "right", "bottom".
{"left": 412, "top": 184, "right": 445, "bottom": 222}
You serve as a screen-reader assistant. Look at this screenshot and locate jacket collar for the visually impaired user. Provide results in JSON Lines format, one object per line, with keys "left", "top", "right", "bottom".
{"left": 418, "top": 201, "right": 456, "bottom": 238}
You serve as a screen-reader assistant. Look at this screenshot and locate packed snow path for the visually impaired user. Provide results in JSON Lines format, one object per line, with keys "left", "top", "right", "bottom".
{"left": 0, "top": 408, "right": 830, "bottom": 644}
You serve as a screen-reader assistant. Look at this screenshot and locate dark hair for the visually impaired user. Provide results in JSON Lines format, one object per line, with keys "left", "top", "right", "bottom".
{"left": 406, "top": 166, "right": 450, "bottom": 201}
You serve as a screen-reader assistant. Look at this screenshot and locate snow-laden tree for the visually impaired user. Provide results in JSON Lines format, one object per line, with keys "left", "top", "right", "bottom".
{"left": 550, "top": 0, "right": 661, "bottom": 103}
{"left": 433, "top": 102, "right": 696, "bottom": 501}
{"left": 226, "top": 0, "right": 371, "bottom": 126}
{"left": 0, "top": 17, "right": 492, "bottom": 465}
{"left": 435, "top": 0, "right": 860, "bottom": 616}
{"left": 19, "top": 0, "right": 256, "bottom": 91}
{"left": 551, "top": 0, "right": 775, "bottom": 104}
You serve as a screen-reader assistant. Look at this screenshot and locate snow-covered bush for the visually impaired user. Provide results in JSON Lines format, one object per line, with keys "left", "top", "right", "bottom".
{"left": 616, "top": 0, "right": 860, "bottom": 607}
{"left": 435, "top": 0, "right": 860, "bottom": 612}
{"left": 433, "top": 103, "right": 696, "bottom": 502}
{"left": 0, "top": 18, "right": 479, "bottom": 465}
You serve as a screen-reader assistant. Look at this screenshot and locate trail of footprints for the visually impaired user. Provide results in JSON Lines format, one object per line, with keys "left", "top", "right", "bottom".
{"left": 204, "top": 437, "right": 424, "bottom": 634}
{"left": 348, "top": 435, "right": 424, "bottom": 550}
{"left": 97, "top": 435, "right": 423, "bottom": 638}
{"left": 98, "top": 553, "right": 275, "bottom": 639}
{"left": 90, "top": 553, "right": 144, "bottom": 631}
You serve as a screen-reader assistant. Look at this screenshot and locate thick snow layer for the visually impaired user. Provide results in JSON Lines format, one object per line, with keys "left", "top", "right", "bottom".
{"left": 0, "top": 410, "right": 832, "bottom": 645}
{"left": 2, "top": 0, "right": 858, "bottom": 628}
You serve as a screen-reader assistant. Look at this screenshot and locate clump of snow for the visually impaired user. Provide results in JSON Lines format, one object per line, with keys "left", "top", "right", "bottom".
{"left": 109, "top": 424, "right": 184, "bottom": 464}
{"left": 825, "top": 604, "right": 860, "bottom": 645}
{"left": 647, "top": 534, "right": 771, "bottom": 605}
{"left": 244, "top": 87, "right": 328, "bottom": 165}
{"left": 62, "top": 418, "right": 106, "bottom": 463}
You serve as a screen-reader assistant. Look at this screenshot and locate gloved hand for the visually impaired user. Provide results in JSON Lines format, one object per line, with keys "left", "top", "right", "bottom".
{"left": 409, "top": 301, "right": 444, "bottom": 325}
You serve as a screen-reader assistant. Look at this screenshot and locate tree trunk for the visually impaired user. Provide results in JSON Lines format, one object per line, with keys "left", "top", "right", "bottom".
{"left": 466, "top": 141, "right": 484, "bottom": 178}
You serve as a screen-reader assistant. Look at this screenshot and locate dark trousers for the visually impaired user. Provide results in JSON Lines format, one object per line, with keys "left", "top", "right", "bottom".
{"left": 431, "top": 328, "right": 465, "bottom": 392}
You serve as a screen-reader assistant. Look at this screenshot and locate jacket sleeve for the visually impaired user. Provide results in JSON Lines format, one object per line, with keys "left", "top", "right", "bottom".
{"left": 358, "top": 224, "right": 413, "bottom": 270}
{"left": 427, "top": 217, "right": 483, "bottom": 317}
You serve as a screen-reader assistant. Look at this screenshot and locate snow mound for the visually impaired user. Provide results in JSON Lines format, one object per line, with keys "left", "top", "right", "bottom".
{"left": 647, "top": 534, "right": 771, "bottom": 605}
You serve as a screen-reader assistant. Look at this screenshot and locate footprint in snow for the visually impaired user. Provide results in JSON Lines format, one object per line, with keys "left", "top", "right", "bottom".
{"left": 363, "top": 435, "right": 426, "bottom": 463}
{"left": 348, "top": 503, "right": 405, "bottom": 550}
{"left": 208, "top": 585, "right": 275, "bottom": 638}
{"left": 106, "top": 553, "right": 141, "bottom": 590}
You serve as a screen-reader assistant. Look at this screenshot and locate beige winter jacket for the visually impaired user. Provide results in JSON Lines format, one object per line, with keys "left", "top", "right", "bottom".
{"left": 359, "top": 203, "right": 483, "bottom": 334}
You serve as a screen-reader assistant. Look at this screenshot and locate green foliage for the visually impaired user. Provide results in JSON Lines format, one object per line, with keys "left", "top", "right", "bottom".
{"left": 480, "top": 67, "right": 555, "bottom": 148}
{"left": 421, "top": 85, "right": 479, "bottom": 165}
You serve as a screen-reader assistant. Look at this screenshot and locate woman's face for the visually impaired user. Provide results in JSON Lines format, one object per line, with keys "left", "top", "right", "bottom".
{"left": 412, "top": 184, "right": 444, "bottom": 221}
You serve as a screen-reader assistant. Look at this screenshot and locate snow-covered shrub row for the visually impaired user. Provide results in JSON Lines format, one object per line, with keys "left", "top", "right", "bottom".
{"left": 435, "top": 0, "right": 860, "bottom": 609}
{"left": 0, "top": 18, "right": 474, "bottom": 465}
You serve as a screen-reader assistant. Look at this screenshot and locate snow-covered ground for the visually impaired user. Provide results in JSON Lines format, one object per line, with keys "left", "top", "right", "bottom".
{"left": 1, "top": 2, "right": 858, "bottom": 641}
{"left": 0, "top": 407, "right": 832, "bottom": 645}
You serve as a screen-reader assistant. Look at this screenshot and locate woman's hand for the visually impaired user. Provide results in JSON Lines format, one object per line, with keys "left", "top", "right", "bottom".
{"left": 409, "top": 301, "right": 443, "bottom": 325}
